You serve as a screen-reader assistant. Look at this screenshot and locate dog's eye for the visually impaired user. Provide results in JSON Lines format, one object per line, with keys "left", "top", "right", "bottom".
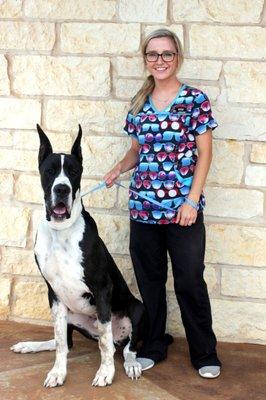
{"left": 46, "top": 168, "right": 56, "bottom": 175}
{"left": 69, "top": 168, "right": 79, "bottom": 176}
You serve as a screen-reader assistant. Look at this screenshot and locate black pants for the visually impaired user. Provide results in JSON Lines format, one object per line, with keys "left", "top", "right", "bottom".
{"left": 129, "top": 212, "right": 221, "bottom": 369}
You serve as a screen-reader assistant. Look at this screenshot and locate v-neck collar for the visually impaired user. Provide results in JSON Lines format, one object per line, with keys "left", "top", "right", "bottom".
{"left": 149, "top": 84, "right": 185, "bottom": 113}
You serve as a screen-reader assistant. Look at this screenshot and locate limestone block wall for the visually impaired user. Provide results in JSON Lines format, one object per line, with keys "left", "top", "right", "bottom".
{"left": 0, "top": 0, "right": 265, "bottom": 344}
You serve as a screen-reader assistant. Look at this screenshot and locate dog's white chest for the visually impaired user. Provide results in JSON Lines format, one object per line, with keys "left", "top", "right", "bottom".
{"left": 35, "top": 215, "right": 95, "bottom": 315}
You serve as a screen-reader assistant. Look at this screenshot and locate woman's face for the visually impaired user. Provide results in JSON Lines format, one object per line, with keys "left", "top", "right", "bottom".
{"left": 144, "top": 37, "right": 178, "bottom": 81}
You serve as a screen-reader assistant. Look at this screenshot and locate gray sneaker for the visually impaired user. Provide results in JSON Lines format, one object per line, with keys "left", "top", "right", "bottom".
{"left": 198, "top": 366, "right": 221, "bottom": 378}
{"left": 136, "top": 357, "right": 155, "bottom": 371}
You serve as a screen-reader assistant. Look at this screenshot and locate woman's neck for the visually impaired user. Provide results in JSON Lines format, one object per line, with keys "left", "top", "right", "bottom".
{"left": 152, "top": 77, "right": 181, "bottom": 96}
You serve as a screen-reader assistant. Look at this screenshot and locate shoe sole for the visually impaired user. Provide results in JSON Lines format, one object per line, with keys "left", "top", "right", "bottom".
{"left": 136, "top": 358, "right": 155, "bottom": 371}
{"left": 199, "top": 371, "right": 221, "bottom": 379}
{"left": 141, "top": 362, "right": 155, "bottom": 371}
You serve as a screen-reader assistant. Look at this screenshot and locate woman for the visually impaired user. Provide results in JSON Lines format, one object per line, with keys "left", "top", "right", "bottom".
{"left": 104, "top": 29, "right": 221, "bottom": 378}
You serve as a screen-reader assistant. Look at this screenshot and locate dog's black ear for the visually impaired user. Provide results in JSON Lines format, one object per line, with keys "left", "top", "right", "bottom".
{"left": 71, "top": 124, "right": 82, "bottom": 163}
{"left": 37, "top": 124, "right": 53, "bottom": 168}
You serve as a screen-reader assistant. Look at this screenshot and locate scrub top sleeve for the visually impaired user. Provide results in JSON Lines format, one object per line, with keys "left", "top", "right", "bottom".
{"left": 123, "top": 111, "right": 138, "bottom": 139}
{"left": 190, "top": 92, "right": 218, "bottom": 136}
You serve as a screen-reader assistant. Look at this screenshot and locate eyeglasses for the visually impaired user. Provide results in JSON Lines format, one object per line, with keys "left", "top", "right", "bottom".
{"left": 137, "top": 170, "right": 177, "bottom": 181}
{"left": 145, "top": 52, "right": 177, "bottom": 62}
{"left": 127, "top": 123, "right": 135, "bottom": 134}
{"left": 139, "top": 162, "right": 159, "bottom": 172}
{"left": 142, "top": 123, "right": 160, "bottom": 132}
{"left": 135, "top": 180, "right": 177, "bottom": 190}
{"left": 142, "top": 142, "right": 177, "bottom": 154}
{"left": 179, "top": 186, "right": 190, "bottom": 196}
{"left": 140, "top": 153, "right": 176, "bottom": 163}
{"left": 141, "top": 144, "right": 151, "bottom": 153}
{"left": 160, "top": 198, "right": 184, "bottom": 209}
{"left": 151, "top": 210, "right": 176, "bottom": 220}
{"left": 151, "top": 180, "right": 175, "bottom": 190}
{"left": 162, "top": 161, "right": 175, "bottom": 171}
{"left": 130, "top": 209, "right": 149, "bottom": 221}
{"left": 177, "top": 142, "right": 195, "bottom": 152}
{"left": 157, "top": 152, "right": 176, "bottom": 162}
{"left": 174, "top": 167, "right": 193, "bottom": 186}
{"left": 156, "top": 188, "right": 179, "bottom": 198}
{"left": 138, "top": 171, "right": 158, "bottom": 180}
{"left": 153, "top": 142, "right": 175, "bottom": 152}
{"left": 158, "top": 170, "right": 176, "bottom": 180}
{"left": 162, "top": 131, "right": 184, "bottom": 141}
{"left": 140, "top": 153, "right": 155, "bottom": 162}
{"left": 139, "top": 190, "right": 156, "bottom": 199}
{"left": 129, "top": 199, "right": 144, "bottom": 210}
{"left": 135, "top": 179, "right": 154, "bottom": 190}
{"left": 179, "top": 157, "right": 194, "bottom": 167}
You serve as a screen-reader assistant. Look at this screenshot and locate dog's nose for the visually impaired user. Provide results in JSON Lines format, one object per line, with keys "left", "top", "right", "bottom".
{"left": 54, "top": 184, "right": 71, "bottom": 197}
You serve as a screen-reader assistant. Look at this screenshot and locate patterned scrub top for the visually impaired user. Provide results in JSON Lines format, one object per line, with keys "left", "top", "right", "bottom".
{"left": 123, "top": 84, "right": 218, "bottom": 225}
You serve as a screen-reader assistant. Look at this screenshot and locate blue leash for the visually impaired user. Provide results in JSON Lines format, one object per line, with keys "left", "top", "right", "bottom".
{"left": 114, "top": 181, "right": 179, "bottom": 212}
{"left": 81, "top": 181, "right": 179, "bottom": 212}
{"left": 81, "top": 181, "right": 107, "bottom": 197}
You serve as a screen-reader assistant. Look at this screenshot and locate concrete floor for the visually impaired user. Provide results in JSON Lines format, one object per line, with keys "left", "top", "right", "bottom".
{"left": 0, "top": 321, "right": 265, "bottom": 400}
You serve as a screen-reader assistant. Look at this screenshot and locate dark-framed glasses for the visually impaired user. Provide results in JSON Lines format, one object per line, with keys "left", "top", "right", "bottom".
{"left": 145, "top": 51, "right": 177, "bottom": 62}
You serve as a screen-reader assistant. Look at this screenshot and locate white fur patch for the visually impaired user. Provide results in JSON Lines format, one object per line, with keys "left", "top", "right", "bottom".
{"left": 123, "top": 341, "right": 142, "bottom": 379}
{"left": 51, "top": 155, "right": 72, "bottom": 209}
{"left": 92, "top": 321, "right": 115, "bottom": 387}
{"left": 10, "top": 340, "right": 56, "bottom": 353}
{"left": 68, "top": 313, "right": 99, "bottom": 339}
{"left": 49, "top": 189, "right": 82, "bottom": 231}
{"left": 35, "top": 214, "right": 95, "bottom": 316}
{"left": 44, "top": 302, "right": 68, "bottom": 387}
{"left": 111, "top": 315, "right": 132, "bottom": 343}
{"left": 49, "top": 154, "right": 82, "bottom": 231}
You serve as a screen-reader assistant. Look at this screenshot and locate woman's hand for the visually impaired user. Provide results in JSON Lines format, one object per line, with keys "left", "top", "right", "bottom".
{"left": 104, "top": 138, "right": 140, "bottom": 188}
{"left": 175, "top": 203, "right": 197, "bottom": 226}
{"left": 104, "top": 163, "right": 122, "bottom": 188}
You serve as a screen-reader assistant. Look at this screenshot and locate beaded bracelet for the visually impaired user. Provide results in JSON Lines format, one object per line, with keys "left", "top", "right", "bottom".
{"left": 184, "top": 197, "right": 199, "bottom": 210}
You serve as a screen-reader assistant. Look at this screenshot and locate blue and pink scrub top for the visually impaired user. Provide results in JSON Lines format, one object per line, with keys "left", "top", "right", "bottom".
{"left": 123, "top": 84, "right": 218, "bottom": 224}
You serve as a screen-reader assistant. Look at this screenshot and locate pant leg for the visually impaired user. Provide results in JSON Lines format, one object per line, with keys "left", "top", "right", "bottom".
{"left": 166, "top": 213, "right": 221, "bottom": 369}
{"left": 129, "top": 220, "right": 169, "bottom": 362}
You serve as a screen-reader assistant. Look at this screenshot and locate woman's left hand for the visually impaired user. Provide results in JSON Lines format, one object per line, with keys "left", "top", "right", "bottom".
{"left": 175, "top": 203, "right": 197, "bottom": 226}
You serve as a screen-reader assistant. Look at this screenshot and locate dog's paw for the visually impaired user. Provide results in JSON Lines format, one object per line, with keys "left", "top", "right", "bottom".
{"left": 124, "top": 360, "right": 142, "bottom": 380}
{"left": 10, "top": 342, "right": 37, "bottom": 353}
{"left": 91, "top": 364, "right": 115, "bottom": 387}
{"left": 44, "top": 367, "right": 66, "bottom": 388}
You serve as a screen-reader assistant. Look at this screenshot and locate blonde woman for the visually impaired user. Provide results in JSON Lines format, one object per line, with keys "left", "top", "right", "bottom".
{"left": 104, "top": 29, "right": 221, "bottom": 378}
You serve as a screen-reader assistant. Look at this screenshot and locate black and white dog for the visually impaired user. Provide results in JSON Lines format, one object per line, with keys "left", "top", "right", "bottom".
{"left": 11, "top": 125, "right": 146, "bottom": 387}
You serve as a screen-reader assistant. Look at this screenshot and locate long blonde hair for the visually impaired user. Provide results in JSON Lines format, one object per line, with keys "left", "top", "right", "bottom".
{"left": 130, "top": 29, "right": 184, "bottom": 116}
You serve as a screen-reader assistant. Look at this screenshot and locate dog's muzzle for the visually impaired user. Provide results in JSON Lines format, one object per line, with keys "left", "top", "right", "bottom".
{"left": 51, "top": 184, "right": 71, "bottom": 221}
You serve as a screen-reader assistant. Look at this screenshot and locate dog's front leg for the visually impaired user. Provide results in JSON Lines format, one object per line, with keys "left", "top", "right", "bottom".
{"left": 92, "top": 288, "right": 115, "bottom": 387}
{"left": 92, "top": 319, "right": 115, "bottom": 387}
{"left": 44, "top": 301, "right": 68, "bottom": 388}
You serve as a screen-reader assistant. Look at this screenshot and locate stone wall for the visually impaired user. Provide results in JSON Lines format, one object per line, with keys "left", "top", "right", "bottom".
{"left": 0, "top": 0, "right": 265, "bottom": 344}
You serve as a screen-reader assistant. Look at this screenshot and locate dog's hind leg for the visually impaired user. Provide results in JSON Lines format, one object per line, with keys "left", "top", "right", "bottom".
{"left": 10, "top": 324, "right": 74, "bottom": 354}
{"left": 123, "top": 298, "right": 146, "bottom": 379}
{"left": 123, "top": 341, "right": 142, "bottom": 379}
{"left": 11, "top": 339, "right": 56, "bottom": 353}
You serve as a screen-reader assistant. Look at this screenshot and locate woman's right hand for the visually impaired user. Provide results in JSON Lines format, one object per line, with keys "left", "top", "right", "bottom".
{"left": 104, "top": 163, "right": 122, "bottom": 188}
{"left": 104, "top": 138, "right": 140, "bottom": 188}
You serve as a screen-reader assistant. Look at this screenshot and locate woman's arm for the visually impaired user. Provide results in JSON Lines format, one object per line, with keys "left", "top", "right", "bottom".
{"left": 104, "top": 138, "right": 140, "bottom": 187}
{"left": 176, "top": 129, "right": 212, "bottom": 226}
{"left": 188, "top": 129, "right": 212, "bottom": 203}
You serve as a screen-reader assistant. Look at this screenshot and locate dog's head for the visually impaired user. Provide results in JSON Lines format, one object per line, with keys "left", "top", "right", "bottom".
{"left": 37, "top": 124, "right": 83, "bottom": 227}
